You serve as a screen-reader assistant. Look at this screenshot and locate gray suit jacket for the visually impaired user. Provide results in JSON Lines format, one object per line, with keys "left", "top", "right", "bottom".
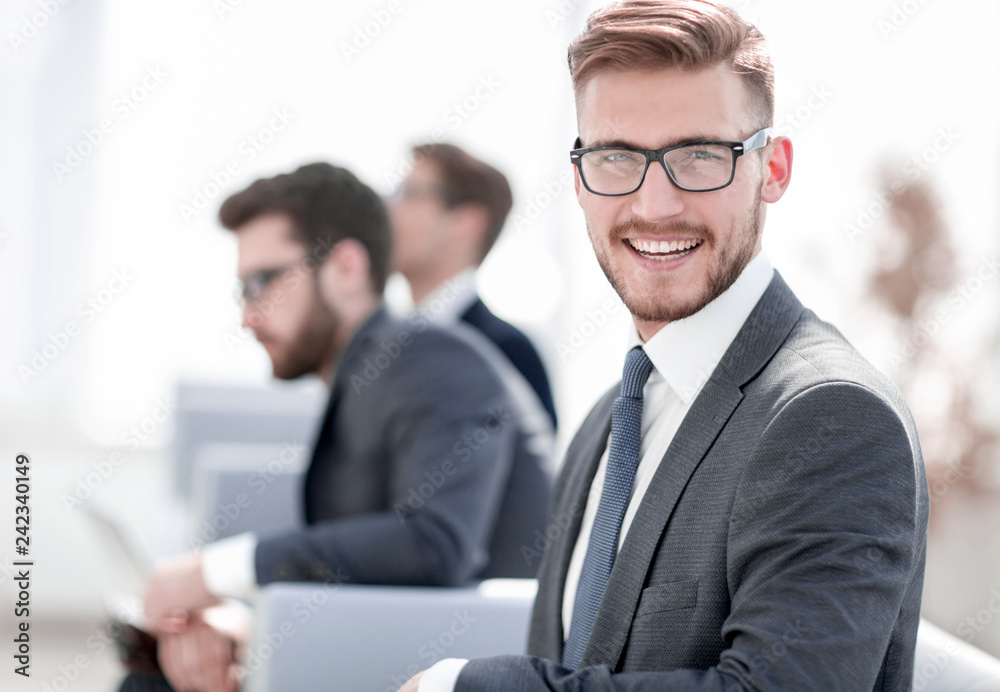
{"left": 254, "top": 306, "right": 552, "bottom": 586}
{"left": 458, "top": 273, "right": 929, "bottom": 691}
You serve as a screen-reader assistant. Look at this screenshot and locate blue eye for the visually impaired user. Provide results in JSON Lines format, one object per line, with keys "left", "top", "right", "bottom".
{"left": 688, "top": 149, "right": 720, "bottom": 161}
{"left": 599, "top": 151, "right": 642, "bottom": 165}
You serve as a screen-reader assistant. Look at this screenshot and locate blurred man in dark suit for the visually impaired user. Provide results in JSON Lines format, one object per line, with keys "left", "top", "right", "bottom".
{"left": 120, "top": 162, "right": 552, "bottom": 692}
{"left": 390, "top": 142, "right": 558, "bottom": 431}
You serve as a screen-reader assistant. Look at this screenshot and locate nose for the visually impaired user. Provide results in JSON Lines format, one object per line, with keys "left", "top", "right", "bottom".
{"left": 629, "top": 160, "right": 685, "bottom": 222}
{"left": 241, "top": 302, "right": 260, "bottom": 332}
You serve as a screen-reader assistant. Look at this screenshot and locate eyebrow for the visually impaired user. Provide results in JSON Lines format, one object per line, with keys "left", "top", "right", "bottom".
{"left": 585, "top": 134, "right": 730, "bottom": 149}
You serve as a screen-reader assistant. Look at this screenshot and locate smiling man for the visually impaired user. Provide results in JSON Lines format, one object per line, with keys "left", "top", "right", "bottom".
{"left": 407, "top": 2, "right": 929, "bottom": 691}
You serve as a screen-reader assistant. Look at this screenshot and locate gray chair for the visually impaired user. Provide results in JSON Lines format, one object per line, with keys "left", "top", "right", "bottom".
{"left": 174, "top": 379, "right": 324, "bottom": 498}
{"left": 238, "top": 605, "right": 1000, "bottom": 692}
{"left": 912, "top": 618, "right": 1000, "bottom": 691}
{"left": 187, "top": 423, "right": 1000, "bottom": 692}
{"left": 189, "top": 443, "right": 307, "bottom": 550}
{"left": 242, "top": 579, "right": 537, "bottom": 692}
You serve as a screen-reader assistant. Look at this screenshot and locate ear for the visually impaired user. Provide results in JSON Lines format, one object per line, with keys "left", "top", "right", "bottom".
{"left": 573, "top": 164, "right": 583, "bottom": 203}
{"left": 760, "top": 136, "right": 793, "bottom": 203}
{"left": 320, "top": 238, "right": 371, "bottom": 297}
{"left": 448, "top": 204, "right": 490, "bottom": 257}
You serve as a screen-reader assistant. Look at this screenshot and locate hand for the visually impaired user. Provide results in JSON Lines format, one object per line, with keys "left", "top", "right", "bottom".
{"left": 158, "top": 613, "right": 240, "bottom": 692}
{"left": 144, "top": 551, "right": 220, "bottom": 633}
{"left": 398, "top": 671, "right": 424, "bottom": 692}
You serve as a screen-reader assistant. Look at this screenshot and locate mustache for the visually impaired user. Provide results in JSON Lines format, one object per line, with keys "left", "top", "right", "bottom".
{"left": 610, "top": 217, "right": 712, "bottom": 241}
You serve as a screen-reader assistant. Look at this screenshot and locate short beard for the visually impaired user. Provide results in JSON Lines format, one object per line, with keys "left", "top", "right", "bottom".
{"left": 591, "top": 195, "right": 762, "bottom": 324}
{"left": 270, "top": 282, "right": 339, "bottom": 380}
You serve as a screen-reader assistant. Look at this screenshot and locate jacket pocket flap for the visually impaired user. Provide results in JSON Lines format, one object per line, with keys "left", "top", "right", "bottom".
{"left": 635, "top": 579, "right": 698, "bottom": 617}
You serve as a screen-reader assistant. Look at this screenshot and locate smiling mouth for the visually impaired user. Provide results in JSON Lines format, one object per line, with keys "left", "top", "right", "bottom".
{"left": 627, "top": 238, "right": 703, "bottom": 261}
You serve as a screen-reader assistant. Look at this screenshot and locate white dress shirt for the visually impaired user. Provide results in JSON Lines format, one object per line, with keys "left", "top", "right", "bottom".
{"left": 419, "top": 251, "right": 775, "bottom": 692}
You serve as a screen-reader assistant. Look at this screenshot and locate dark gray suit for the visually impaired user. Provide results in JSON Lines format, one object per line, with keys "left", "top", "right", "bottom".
{"left": 255, "top": 306, "right": 553, "bottom": 586}
{"left": 118, "top": 308, "right": 553, "bottom": 692}
{"left": 457, "top": 273, "right": 929, "bottom": 691}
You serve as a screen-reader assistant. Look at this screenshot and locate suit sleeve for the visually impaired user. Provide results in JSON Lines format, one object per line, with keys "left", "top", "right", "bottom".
{"left": 455, "top": 381, "right": 927, "bottom": 691}
{"left": 254, "top": 333, "right": 518, "bottom": 588}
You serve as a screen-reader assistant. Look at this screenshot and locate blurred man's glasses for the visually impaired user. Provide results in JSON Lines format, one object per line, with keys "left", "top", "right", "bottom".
{"left": 570, "top": 127, "right": 772, "bottom": 195}
{"left": 235, "top": 263, "right": 299, "bottom": 305}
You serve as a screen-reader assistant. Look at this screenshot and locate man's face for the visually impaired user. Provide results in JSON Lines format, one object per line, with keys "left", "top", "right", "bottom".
{"left": 576, "top": 64, "right": 770, "bottom": 329}
{"left": 236, "top": 213, "right": 337, "bottom": 380}
{"left": 388, "top": 159, "right": 451, "bottom": 278}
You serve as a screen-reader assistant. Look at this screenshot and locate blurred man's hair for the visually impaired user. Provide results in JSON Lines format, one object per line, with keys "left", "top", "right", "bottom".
{"left": 569, "top": 0, "right": 774, "bottom": 129}
{"left": 219, "top": 162, "right": 392, "bottom": 294}
{"left": 412, "top": 143, "right": 513, "bottom": 262}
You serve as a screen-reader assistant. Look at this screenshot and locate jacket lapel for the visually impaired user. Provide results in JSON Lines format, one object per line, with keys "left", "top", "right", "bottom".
{"left": 303, "top": 306, "right": 390, "bottom": 522}
{"left": 530, "top": 387, "right": 615, "bottom": 661}
{"left": 580, "top": 272, "right": 805, "bottom": 669}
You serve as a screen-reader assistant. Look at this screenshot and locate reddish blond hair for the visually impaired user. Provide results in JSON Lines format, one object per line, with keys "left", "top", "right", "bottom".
{"left": 569, "top": 0, "right": 775, "bottom": 128}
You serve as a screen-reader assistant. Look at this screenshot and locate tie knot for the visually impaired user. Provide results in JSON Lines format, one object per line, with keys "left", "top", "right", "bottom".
{"left": 620, "top": 347, "right": 653, "bottom": 399}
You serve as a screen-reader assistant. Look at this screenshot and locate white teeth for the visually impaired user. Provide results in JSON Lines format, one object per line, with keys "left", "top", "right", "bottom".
{"left": 628, "top": 238, "right": 701, "bottom": 256}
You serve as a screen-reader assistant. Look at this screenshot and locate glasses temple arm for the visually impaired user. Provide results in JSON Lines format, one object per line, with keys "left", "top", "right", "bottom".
{"left": 742, "top": 127, "right": 773, "bottom": 153}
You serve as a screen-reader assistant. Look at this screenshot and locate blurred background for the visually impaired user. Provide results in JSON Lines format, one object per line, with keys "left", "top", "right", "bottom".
{"left": 0, "top": 0, "right": 997, "bottom": 689}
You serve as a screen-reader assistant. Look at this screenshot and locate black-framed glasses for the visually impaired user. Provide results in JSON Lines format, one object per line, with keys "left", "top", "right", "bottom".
{"left": 570, "top": 127, "right": 772, "bottom": 195}
{"left": 235, "top": 263, "right": 300, "bottom": 305}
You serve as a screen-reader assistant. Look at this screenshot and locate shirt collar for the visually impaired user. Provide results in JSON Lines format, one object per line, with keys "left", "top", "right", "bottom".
{"left": 416, "top": 268, "right": 479, "bottom": 324}
{"left": 627, "top": 251, "right": 774, "bottom": 404}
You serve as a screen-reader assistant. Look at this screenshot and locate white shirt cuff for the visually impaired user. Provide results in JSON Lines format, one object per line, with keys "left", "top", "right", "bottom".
{"left": 201, "top": 532, "right": 259, "bottom": 599}
{"left": 418, "top": 658, "right": 469, "bottom": 692}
